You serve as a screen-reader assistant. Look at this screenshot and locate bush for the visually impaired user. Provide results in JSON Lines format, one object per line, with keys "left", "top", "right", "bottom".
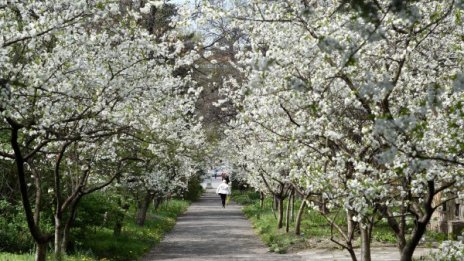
{"left": 0, "top": 200, "right": 35, "bottom": 253}
{"left": 184, "top": 174, "right": 204, "bottom": 201}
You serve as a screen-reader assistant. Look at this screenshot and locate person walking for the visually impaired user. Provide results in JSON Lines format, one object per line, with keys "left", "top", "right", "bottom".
{"left": 216, "top": 179, "right": 231, "bottom": 208}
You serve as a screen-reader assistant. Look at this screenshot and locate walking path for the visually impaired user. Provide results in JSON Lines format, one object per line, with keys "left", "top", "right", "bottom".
{"left": 142, "top": 178, "right": 435, "bottom": 261}
{"left": 142, "top": 178, "right": 301, "bottom": 261}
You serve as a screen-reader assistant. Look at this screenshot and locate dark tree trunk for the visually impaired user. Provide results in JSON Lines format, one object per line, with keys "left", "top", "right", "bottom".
{"left": 277, "top": 196, "right": 284, "bottom": 229}
{"left": 62, "top": 197, "right": 81, "bottom": 253}
{"left": 113, "top": 222, "right": 122, "bottom": 237}
{"left": 9, "top": 126, "right": 52, "bottom": 261}
{"left": 400, "top": 219, "right": 429, "bottom": 261}
{"left": 286, "top": 195, "right": 291, "bottom": 233}
{"left": 398, "top": 205, "right": 407, "bottom": 251}
{"left": 347, "top": 243, "right": 358, "bottom": 261}
{"left": 35, "top": 242, "right": 47, "bottom": 261}
{"left": 400, "top": 181, "right": 436, "bottom": 261}
{"left": 154, "top": 196, "right": 163, "bottom": 210}
{"left": 136, "top": 193, "right": 155, "bottom": 226}
{"left": 113, "top": 198, "right": 126, "bottom": 236}
{"left": 290, "top": 190, "right": 295, "bottom": 222}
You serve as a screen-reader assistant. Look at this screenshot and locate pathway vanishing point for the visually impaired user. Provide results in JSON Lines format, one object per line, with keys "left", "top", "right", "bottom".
{"left": 142, "top": 179, "right": 302, "bottom": 261}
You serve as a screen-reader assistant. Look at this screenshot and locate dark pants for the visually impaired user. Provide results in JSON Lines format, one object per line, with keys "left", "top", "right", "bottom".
{"left": 219, "top": 193, "right": 227, "bottom": 207}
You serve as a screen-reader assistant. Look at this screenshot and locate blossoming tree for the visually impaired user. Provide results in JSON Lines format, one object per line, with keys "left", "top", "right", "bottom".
{"left": 187, "top": 1, "right": 464, "bottom": 260}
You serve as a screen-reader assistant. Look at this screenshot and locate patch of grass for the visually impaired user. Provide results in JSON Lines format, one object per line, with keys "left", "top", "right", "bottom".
{"left": 233, "top": 191, "right": 260, "bottom": 205}
{"left": 0, "top": 253, "right": 34, "bottom": 261}
{"left": 232, "top": 192, "right": 306, "bottom": 253}
{"left": 424, "top": 230, "right": 447, "bottom": 243}
{"left": 0, "top": 253, "right": 97, "bottom": 261}
{"left": 76, "top": 199, "right": 189, "bottom": 261}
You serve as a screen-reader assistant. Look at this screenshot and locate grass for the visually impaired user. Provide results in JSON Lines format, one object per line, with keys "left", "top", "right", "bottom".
{"left": 0, "top": 253, "right": 96, "bottom": 261}
{"left": 0, "top": 199, "right": 189, "bottom": 261}
{"left": 233, "top": 191, "right": 307, "bottom": 253}
{"left": 74, "top": 199, "right": 189, "bottom": 261}
{"left": 232, "top": 191, "right": 447, "bottom": 254}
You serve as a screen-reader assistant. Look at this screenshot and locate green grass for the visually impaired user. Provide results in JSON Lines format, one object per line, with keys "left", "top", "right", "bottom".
{"left": 0, "top": 253, "right": 34, "bottom": 261}
{"left": 233, "top": 192, "right": 307, "bottom": 253}
{"left": 0, "top": 253, "right": 96, "bottom": 261}
{"left": 0, "top": 199, "right": 189, "bottom": 261}
{"left": 75, "top": 199, "right": 189, "bottom": 261}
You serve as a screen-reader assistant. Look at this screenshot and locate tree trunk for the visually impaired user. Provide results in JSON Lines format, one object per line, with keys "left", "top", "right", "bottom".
{"left": 347, "top": 243, "right": 358, "bottom": 261}
{"left": 53, "top": 142, "right": 71, "bottom": 261}
{"left": 270, "top": 197, "right": 277, "bottom": 220}
{"left": 32, "top": 165, "right": 42, "bottom": 225}
{"left": 113, "top": 222, "right": 123, "bottom": 236}
{"left": 320, "top": 195, "right": 328, "bottom": 214}
{"left": 273, "top": 195, "right": 277, "bottom": 210}
{"left": 62, "top": 197, "right": 80, "bottom": 253}
{"left": 62, "top": 220, "right": 71, "bottom": 253}
{"left": 290, "top": 191, "right": 295, "bottom": 222}
{"left": 154, "top": 196, "right": 163, "bottom": 210}
{"left": 400, "top": 212, "right": 433, "bottom": 261}
{"left": 295, "top": 196, "right": 308, "bottom": 235}
{"left": 136, "top": 193, "right": 155, "bottom": 226}
{"left": 400, "top": 220, "right": 428, "bottom": 261}
{"left": 54, "top": 215, "right": 63, "bottom": 261}
{"left": 9, "top": 126, "right": 52, "bottom": 260}
{"left": 347, "top": 211, "right": 355, "bottom": 240}
{"left": 398, "top": 205, "right": 407, "bottom": 252}
{"left": 259, "top": 192, "right": 265, "bottom": 209}
{"left": 113, "top": 198, "right": 124, "bottom": 236}
{"left": 286, "top": 195, "right": 291, "bottom": 233}
{"left": 360, "top": 225, "right": 372, "bottom": 261}
{"left": 400, "top": 181, "right": 435, "bottom": 261}
{"left": 277, "top": 196, "right": 284, "bottom": 229}
{"left": 35, "top": 242, "right": 47, "bottom": 261}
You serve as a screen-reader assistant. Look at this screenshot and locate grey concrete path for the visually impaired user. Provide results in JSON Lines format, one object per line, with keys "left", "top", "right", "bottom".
{"left": 142, "top": 179, "right": 302, "bottom": 261}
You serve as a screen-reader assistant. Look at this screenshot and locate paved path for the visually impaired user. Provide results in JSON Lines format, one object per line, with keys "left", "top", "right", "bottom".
{"left": 142, "top": 178, "right": 301, "bottom": 261}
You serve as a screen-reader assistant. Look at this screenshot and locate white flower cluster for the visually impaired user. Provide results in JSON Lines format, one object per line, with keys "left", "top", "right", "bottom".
{"left": 430, "top": 239, "right": 464, "bottom": 261}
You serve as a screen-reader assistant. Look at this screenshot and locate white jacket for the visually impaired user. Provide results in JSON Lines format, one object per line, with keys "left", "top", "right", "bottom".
{"left": 216, "top": 182, "right": 230, "bottom": 195}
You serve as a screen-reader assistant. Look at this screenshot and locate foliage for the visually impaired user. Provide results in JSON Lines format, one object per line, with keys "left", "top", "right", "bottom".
{"left": 183, "top": 173, "right": 205, "bottom": 202}
{"left": 0, "top": 199, "right": 189, "bottom": 261}
{"left": 0, "top": 200, "right": 36, "bottom": 253}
